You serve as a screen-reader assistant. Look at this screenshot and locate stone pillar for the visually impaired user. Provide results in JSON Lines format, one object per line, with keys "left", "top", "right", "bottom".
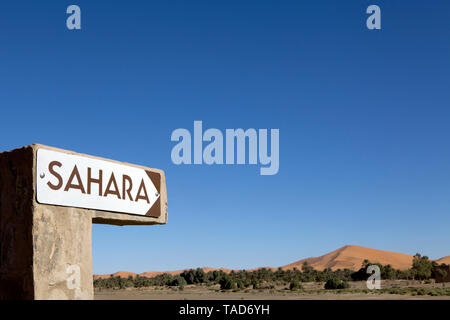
{"left": 0, "top": 146, "right": 35, "bottom": 299}
{"left": 33, "top": 206, "right": 93, "bottom": 300}
{"left": 0, "top": 145, "right": 168, "bottom": 300}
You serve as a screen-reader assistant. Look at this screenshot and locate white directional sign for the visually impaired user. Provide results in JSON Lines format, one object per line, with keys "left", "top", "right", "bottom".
{"left": 36, "top": 148, "right": 161, "bottom": 217}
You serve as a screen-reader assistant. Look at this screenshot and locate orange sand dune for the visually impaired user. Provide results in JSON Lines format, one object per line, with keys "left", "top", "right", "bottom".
{"left": 140, "top": 270, "right": 183, "bottom": 278}
{"left": 94, "top": 266, "right": 278, "bottom": 279}
{"left": 94, "top": 245, "right": 449, "bottom": 279}
{"left": 436, "top": 256, "right": 450, "bottom": 265}
{"left": 95, "top": 271, "right": 137, "bottom": 279}
{"left": 95, "top": 267, "right": 235, "bottom": 280}
{"left": 95, "top": 270, "right": 183, "bottom": 279}
{"left": 282, "top": 245, "right": 414, "bottom": 271}
{"left": 139, "top": 267, "right": 236, "bottom": 278}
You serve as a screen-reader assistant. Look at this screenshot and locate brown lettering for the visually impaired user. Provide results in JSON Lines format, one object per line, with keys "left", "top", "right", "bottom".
{"left": 122, "top": 175, "right": 133, "bottom": 201}
{"left": 47, "top": 161, "right": 63, "bottom": 190}
{"left": 64, "top": 165, "right": 86, "bottom": 194}
{"left": 135, "top": 178, "right": 149, "bottom": 204}
{"left": 87, "top": 167, "right": 102, "bottom": 196}
{"left": 104, "top": 172, "right": 121, "bottom": 199}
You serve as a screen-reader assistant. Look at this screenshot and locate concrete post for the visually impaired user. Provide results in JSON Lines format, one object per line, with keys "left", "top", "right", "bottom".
{"left": 0, "top": 145, "right": 167, "bottom": 300}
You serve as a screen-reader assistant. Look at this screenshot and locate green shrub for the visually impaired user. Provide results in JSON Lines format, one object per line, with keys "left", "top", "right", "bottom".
{"left": 416, "top": 288, "right": 426, "bottom": 296}
{"left": 169, "top": 276, "right": 187, "bottom": 289}
{"left": 324, "top": 278, "right": 349, "bottom": 290}
{"left": 289, "top": 281, "right": 302, "bottom": 291}
{"left": 412, "top": 254, "right": 433, "bottom": 280}
{"left": 435, "top": 268, "right": 448, "bottom": 279}
{"left": 219, "top": 275, "right": 235, "bottom": 290}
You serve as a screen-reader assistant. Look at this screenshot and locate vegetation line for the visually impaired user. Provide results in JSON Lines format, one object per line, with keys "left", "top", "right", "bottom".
{"left": 94, "top": 254, "right": 449, "bottom": 295}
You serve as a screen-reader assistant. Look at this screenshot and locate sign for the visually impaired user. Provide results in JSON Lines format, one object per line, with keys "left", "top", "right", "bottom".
{"left": 36, "top": 148, "right": 162, "bottom": 217}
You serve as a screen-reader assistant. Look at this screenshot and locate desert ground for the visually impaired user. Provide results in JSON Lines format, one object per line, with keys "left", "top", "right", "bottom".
{"left": 95, "top": 280, "right": 450, "bottom": 300}
{"left": 95, "top": 245, "right": 450, "bottom": 300}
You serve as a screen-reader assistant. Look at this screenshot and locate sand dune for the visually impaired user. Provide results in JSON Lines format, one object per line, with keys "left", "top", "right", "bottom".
{"left": 94, "top": 245, "right": 448, "bottom": 279}
{"left": 96, "top": 270, "right": 180, "bottom": 279}
{"left": 95, "top": 268, "right": 235, "bottom": 280}
{"left": 282, "top": 245, "right": 414, "bottom": 271}
{"left": 436, "top": 256, "right": 450, "bottom": 265}
{"left": 95, "top": 271, "right": 137, "bottom": 279}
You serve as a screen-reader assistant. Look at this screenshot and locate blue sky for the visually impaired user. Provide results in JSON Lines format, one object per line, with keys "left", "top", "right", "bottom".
{"left": 1, "top": 1, "right": 449, "bottom": 274}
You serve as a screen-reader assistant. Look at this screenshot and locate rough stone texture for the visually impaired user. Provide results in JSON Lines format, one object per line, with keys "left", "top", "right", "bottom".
{"left": 0, "top": 144, "right": 168, "bottom": 299}
{"left": 0, "top": 146, "right": 35, "bottom": 299}
{"left": 92, "top": 209, "right": 168, "bottom": 226}
{"left": 33, "top": 206, "right": 93, "bottom": 300}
